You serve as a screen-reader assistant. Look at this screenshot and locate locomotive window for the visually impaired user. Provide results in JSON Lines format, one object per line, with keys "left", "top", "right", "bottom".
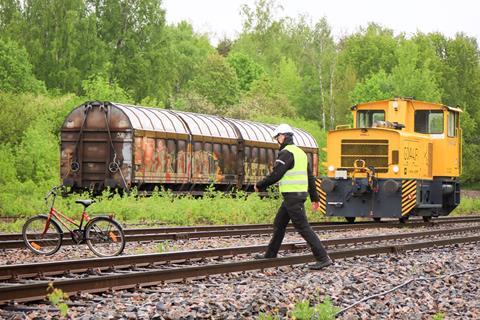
{"left": 357, "top": 110, "right": 385, "bottom": 128}
{"left": 414, "top": 110, "right": 444, "bottom": 134}
{"left": 448, "top": 111, "right": 458, "bottom": 137}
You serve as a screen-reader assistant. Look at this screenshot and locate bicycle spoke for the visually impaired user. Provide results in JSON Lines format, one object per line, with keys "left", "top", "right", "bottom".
{"left": 86, "top": 218, "right": 125, "bottom": 257}
{"left": 22, "top": 216, "right": 62, "bottom": 255}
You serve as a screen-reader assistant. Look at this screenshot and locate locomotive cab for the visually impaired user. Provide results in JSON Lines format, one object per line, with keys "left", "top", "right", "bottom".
{"left": 318, "top": 98, "right": 461, "bottom": 222}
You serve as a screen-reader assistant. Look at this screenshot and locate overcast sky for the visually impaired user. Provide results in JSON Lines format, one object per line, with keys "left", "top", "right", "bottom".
{"left": 162, "top": 0, "right": 479, "bottom": 45}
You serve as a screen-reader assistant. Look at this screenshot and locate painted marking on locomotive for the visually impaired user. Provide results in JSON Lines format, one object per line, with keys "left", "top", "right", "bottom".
{"left": 401, "top": 180, "right": 417, "bottom": 216}
{"left": 315, "top": 178, "right": 327, "bottom": 214}
{"left": 403, "top": 146, "right": 419, "bottom": 161}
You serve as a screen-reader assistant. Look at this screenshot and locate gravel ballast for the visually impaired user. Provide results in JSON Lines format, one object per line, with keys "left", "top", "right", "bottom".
{"left": 0, "top": 226, "right": 478, "bottom": 319}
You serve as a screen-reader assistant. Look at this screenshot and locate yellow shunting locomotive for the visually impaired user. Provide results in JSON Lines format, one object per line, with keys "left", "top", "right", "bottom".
{"left": 318, "top": 98, "right": 462, "bottom": 223}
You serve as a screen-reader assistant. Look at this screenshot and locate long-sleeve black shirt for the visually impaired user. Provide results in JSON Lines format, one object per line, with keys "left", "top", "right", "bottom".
{"left": 256, "top": 137, "right": 320, "bottom": 202}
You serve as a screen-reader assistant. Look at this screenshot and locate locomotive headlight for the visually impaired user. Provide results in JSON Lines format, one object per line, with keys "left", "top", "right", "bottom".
{"left": 392, "top": 165, "right": 399, "bottom": 174}
{"left": 328, "top": 165, "right": 335, "bottom": 172}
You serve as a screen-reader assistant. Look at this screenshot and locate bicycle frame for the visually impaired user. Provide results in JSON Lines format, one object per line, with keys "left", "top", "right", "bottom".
{"left": 43, "top": 187, "right": 90, "bottom": 235}
{"left": 46, "top": 207, "right": 90, "bottom": 234}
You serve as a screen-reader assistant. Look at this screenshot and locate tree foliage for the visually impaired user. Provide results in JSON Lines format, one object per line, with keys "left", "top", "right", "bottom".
{"left": 0, "top": 38, "right": 45, "bottom": 93}
{"left": 0, "top": 0, "right": 479, "bottom": 186}
{"left": 189, "top": 53, "right": 240, "bottom": 108}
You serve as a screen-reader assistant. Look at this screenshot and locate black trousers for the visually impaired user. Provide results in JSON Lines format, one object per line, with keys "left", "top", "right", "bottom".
{"left": 265, "top": 192, "right": 328, "bottom": 261}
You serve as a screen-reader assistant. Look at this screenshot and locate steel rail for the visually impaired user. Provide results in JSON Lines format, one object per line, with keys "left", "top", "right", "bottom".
{"left": 2, "top": 216, "right": 480, "bottom": 250}
{"left": 0, "top": 225, "right": 478, "bottom": 280}
{"left": 0, "top": 220, "right": 371, "bottom": 242}
{"left": 2, "top": 215, "right": 479, "bottom": 242}
{"left": 0, "top": 234, "right": 478, "bottom": 303}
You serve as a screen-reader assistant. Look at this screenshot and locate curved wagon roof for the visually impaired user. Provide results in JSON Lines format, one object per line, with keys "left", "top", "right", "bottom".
{"left": 63, "top": 101, "right": 318, "bottom": 149}
{"left": 112, "top": 103, "right": 190, "bottom": 135}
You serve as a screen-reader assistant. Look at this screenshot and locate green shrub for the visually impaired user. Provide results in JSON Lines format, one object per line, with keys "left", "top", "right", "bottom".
{"left": 290, "top": 297, "right": 339, "bottom": 320}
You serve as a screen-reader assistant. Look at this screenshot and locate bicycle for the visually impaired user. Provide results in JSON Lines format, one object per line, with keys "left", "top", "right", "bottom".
{"left": 22, "top": 185, "right": 125, "bottom": 257}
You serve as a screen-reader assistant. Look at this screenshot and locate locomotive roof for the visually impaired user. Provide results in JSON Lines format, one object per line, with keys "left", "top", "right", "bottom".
{"left": 105, "top": 102, "right": 318, "bottom": 149}
{"left": 353, "top": 98, "right": 463, "bottom": 112}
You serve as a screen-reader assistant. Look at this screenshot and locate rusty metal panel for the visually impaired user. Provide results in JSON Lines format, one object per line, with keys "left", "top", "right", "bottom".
{"left": 108, "top": 107, "right": 131, "bottom": 129}
{"left": 133, "top": 137, "right": 190, "bottom": 184}
{"left": 190, "top": 141, "right": 239, "bottom": 184}
{"left": 85, "top": 107, "right": 108, "bottom": 130}
{"left": 62, "top": 107, "right": 85, "bottom": 130}
{"left": 192, "top": 141, "right": 212, "bottom": 182}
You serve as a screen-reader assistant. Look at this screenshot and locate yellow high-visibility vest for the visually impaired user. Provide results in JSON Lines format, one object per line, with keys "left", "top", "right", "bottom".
{"left": 279, "top": 145, "right": 308, "bottom": 193}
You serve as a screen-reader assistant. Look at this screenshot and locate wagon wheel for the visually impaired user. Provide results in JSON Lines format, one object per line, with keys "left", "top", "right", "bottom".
{"left": 345, "top": 217, "right": 356, "bottom": 224}
{"left": 399, "top": 215, "right": 409, "bottom": 224}
{"left": 422, "top": 216, "right": 432, "bottom": 222}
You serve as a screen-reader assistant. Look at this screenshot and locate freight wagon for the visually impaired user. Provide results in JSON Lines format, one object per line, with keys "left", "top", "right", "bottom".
{"left": 61, "top": 101, "right": 318, "bottom": 194}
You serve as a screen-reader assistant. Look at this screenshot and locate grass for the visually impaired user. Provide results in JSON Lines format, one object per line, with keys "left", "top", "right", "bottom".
{"left": 0, "top": 186, "right": 332, "bottom": 232}
{"left": 258, "top": 296, "right": 339, "bottom": 320}
{"left": 1, "top": 181, "right": 479, "bottom": 233}
{"left": 451, "top": 196, "right": 480, "bottom": 215}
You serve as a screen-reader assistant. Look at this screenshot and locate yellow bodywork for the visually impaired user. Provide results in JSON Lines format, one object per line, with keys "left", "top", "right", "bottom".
{"left": 325, "top": 98, "right": 462, "bottom": 180}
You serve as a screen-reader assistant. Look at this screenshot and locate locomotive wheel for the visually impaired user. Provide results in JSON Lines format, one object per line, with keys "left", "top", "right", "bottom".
{"left": 373, "top": 217, "right": 381, "bottom": 222}
{"left": 422, "top": 216, "right": 432, "bottom": 222}
{"left": 399, "top": 215, "right": 409, "bottom": 223}
{"left": 345, "top": 217, "right": 356, "bottom": 224}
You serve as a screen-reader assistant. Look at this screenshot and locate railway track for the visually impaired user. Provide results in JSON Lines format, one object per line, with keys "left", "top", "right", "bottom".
{"left": 0, "top": 225, "right": 478, "bottom": 304}
{"left": 1, "top": 217, "right": 479, "bottom": 249}
{"left": 1, "top": 215, "right": 480, "bottom": 249}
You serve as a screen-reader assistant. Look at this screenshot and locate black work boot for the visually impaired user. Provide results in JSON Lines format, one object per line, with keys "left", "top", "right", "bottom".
{"left": 308, "top": 256, "right": 333, "bottom": 270}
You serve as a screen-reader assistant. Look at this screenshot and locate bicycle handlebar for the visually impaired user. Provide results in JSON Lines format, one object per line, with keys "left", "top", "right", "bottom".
{"left": 44, "top": 185, "right": 66, "bottom": 204}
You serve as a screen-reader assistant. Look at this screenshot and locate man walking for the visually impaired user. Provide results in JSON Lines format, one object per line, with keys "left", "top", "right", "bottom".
{"left": 254, "top": 124, "right": 332, "bottom": 270}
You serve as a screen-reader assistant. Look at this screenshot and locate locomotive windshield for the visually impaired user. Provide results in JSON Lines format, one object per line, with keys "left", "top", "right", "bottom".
{"left": 357, "top": 110, "right": 385, "bottom": 128}
{"left": 414, "top": 110, "right": 444, "bottom": 134}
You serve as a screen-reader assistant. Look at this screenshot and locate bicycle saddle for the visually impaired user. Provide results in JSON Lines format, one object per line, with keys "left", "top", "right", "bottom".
{"left": 75, "top": 199, "right": 95, "bottom": 207}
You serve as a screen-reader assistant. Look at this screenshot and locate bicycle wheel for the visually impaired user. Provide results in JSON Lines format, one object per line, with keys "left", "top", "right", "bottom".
{"left": 22, "top": 215, "right": 63, "bottom": 255}
{"left": 85, "top": 217, "right": 125, "bottom": 257}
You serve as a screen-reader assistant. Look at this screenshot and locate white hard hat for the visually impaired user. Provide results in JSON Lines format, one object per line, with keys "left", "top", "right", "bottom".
{"left": 272, "top": 123, "right": 293, "bottom": 138}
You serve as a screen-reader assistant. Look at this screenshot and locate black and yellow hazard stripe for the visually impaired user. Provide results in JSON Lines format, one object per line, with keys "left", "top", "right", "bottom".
{"left": 315, "top": 178, "right": 327, "bottom": 214}
{"left": 401, "top": 179, "right": 417, "bottom": 216}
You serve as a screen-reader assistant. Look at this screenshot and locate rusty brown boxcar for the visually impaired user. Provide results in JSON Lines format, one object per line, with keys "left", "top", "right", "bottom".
{"left": 60, "top": 101, "right": 319, "bottom": 194}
